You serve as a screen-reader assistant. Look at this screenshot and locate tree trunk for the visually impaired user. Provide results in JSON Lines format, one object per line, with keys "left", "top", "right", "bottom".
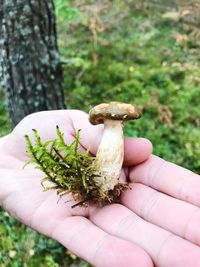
{"left": 0, "top": 0, "right": 66, "bottom": 127}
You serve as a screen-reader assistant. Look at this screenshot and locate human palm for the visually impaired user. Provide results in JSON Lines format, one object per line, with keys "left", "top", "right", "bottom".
{"left": 0, "top": 110, "right": 153, "bottom": 267}
{"left": 1, "top": 110, "right": 200, "bottom": 267}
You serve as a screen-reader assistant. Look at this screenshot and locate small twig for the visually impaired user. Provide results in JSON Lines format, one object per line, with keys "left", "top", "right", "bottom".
{"left": 71, "top": 196, "right": 95, "bottom": 209}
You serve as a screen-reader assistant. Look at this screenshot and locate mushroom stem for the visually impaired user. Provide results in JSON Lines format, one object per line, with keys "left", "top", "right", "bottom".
{"left": 94, "top": 119, "right": 124, "bottom": 191}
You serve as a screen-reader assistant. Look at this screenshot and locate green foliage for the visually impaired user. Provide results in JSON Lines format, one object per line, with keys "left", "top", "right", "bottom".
{"left": 54, "top": 0, "right": 79, "bottom": 22}
{"left": 25, "top": 127, "right": 126, "bottom": 207}
{"left": 60, "top": 1, "right": 200, "bottom": 173}
{"left": 25, "top": 127, "right": 96, "bottom": 202}
{"left": 0, "top": 88, "right": 11, "bottom": 137}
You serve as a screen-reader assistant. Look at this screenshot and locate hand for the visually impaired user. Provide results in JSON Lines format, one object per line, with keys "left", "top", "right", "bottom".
{"left": 89, "top": 155, "right": 200, "bottom": 266}
{"left": 0, "top": 110, "right": 153, "bottom": 267}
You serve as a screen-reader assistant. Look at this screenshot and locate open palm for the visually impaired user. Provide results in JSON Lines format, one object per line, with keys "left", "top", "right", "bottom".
{"left": 2, "top": 110, "right": 199, "bottom": 267}
{"left": 0, "top": 110, "right": 153, "bottom": 267}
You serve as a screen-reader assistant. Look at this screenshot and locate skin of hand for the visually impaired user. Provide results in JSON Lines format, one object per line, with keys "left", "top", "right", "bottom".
{"left": 90, "top": 159, "right": 200, "bottom": 267}
{"left": 2, "top": 111, "right": 200, "bottom": 267}
{"left": 0, "top": 110, "right": 153, "bottom": 267}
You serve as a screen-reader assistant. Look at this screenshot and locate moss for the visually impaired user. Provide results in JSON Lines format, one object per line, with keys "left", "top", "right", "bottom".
{"left": 25, "top": 126, "right": 127, "bottom": 207}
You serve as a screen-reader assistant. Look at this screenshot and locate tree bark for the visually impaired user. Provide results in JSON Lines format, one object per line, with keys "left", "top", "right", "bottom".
{"left": 0, "top": 0, "right": 66, "bottom": 127}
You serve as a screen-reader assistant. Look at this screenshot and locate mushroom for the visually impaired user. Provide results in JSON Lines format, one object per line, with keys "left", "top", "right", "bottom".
{"left": 89, "top": 102, "right": 141, "bottom": 192}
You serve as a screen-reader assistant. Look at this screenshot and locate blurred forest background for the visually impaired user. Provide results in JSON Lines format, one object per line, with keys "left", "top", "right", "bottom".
{"left": 0, "top": 0, "right": 200, "bottom": 266}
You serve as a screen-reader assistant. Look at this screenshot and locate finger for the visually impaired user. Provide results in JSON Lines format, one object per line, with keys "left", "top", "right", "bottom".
{"left": 50, "top": 216, "right": 153, "bottom": 267}
{"left": 129, "top": 155, "right": 200, "bottom": 207}
{"left": 124, "top": 137, "right": 152, "bottom": 165}
{"left": 89, "top": 204, "right": 200, "bottom": 267}
{"left": 3, "top": 110, "right": 78, "bottom": 159}
{"left": 2, "top": 110, "right": 101, "bottom": 160}
{"left": 121, "top": 183, "right": 200, "bottom": 246}
{"left": 4, "top": 110, "right": 152, "bottom": 166}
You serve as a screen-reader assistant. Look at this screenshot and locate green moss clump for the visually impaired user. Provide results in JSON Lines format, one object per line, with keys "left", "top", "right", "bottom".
{"left": 25, "top": 126, "right": 127, "bottom": 207}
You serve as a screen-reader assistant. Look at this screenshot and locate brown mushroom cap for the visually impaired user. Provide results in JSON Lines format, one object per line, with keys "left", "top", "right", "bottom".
{"left": 89, "top": 101, "right": 141, "bottom": 125}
